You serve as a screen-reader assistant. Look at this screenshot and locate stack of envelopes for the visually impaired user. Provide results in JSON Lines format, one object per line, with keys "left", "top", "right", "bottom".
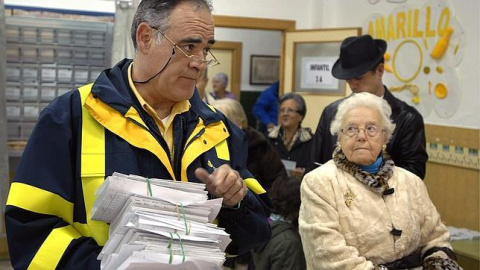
{"left": 91, "top": 172, "right": 229, "bottom": 270}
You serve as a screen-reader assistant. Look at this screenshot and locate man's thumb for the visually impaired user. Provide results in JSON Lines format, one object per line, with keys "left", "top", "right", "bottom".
{"left": 194, "top": 167, "right": 212, "bottom": 184}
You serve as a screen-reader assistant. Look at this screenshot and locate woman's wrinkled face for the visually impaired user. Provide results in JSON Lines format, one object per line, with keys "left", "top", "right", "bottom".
{"left": 338, "top": 106, "right": 387, "bottom": 165}
{"left": 279, "top": 99, "right": 303, "bottom": 130}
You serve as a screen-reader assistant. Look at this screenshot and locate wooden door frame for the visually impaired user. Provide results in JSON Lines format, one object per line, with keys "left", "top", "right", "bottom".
{"left": 213, "top": 15, "right": 296, "bottom": 97}
{"left": 212, "top": 41, "right": 242, "bottom": 100}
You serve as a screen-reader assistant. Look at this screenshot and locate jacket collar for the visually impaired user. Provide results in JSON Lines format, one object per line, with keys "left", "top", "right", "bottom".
{"left": 382, "top": 86, "right": 400, "bottom": 111}
{"left": 90, "top": 58, "right": 133, "bottom": 116}
{"left": 90, "top": 58, "right": 223, "bottom": 125}
{"left": 268, "top": 126, "right": 312, "bottom": 143}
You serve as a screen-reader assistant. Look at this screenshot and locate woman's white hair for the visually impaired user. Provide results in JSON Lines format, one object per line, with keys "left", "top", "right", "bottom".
{"left": 211, "top": 99, "right": 247, "bottom": 129}
{"left": 330, "top": 92, "right": 396, "bottom": 142}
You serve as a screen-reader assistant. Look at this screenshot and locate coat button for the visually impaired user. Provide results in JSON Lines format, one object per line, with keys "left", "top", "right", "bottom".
{"left": 203, "top": 139, "right": 207, "bottom": 144}
{"left": 223, "top": 128, "right": 226, "bottom": 132}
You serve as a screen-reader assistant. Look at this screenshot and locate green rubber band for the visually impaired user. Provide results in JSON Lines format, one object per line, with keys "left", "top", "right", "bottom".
{"left": 176, "top": 233, "right": 185, "bottom": 263}
{"left": 180, "top": 203, "right": 190, "bottom": 235}
{"left": 168, "top": 232, "right": 174, "bottom": 264}
{"left": 146, "top": 178, "right": 153, "bottom": 197}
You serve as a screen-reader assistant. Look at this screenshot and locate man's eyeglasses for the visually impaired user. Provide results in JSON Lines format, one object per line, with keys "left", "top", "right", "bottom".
{"left": 150, "top": 26, "right": 220, "bottom": 68}
{"left": 279, "top": 108, "right": 299, "bottom": 114}
{"left": 341, "top": 124, "right": 384, "bottom": 137}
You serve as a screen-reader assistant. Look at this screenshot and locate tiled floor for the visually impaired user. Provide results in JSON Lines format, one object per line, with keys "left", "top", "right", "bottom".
{"left": 0, "top": 260, "right": 12, "bottom": 270}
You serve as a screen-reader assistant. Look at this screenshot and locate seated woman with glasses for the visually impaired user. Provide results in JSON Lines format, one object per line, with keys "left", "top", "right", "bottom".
{"left": 299, "top": 92, "right": 461, "bottom": 270}
{"left": 267, "top": 93, "right": 312, "bottom": 179}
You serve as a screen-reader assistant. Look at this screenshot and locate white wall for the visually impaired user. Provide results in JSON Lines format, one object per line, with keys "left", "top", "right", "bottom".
{"left": 311, "top": 0, "right": 480, "bottom": 129}
{"left": 215, "top": 28, "right": 282, "bottom": 91}
{"left": 6, "top": 0, "right": 479, "bottom": 129}
{"left": 211, "top": 0, "right": 315, "bottom": 29}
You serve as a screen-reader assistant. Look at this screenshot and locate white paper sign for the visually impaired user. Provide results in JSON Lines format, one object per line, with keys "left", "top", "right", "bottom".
{"left": 301, "top": 57, "right": 339, "bottom": 90}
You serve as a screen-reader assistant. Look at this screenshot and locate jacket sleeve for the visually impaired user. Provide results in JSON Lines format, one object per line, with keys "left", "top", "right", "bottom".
{"left": 257, "top": 142, "right": 287, "bottom": 191}
{"left": 252, "top": 82, "right": 278, "bottom": 126}
{"left": 217, "top": 122, "right": 272, "bottom": 256}
{"left": 5, "top": 93, "right": 102, "bottom": 269}
{"left": 298, "top": 171, "right": 375, "bottom": 270}
{"left": 388, "top": 108, "right": 428, "bottom": 179}
{"left": 246, "top": 128, "right": 287, "bottom": 191}
{"left": 271, "top": 238, "right": 307, "bottom": 270}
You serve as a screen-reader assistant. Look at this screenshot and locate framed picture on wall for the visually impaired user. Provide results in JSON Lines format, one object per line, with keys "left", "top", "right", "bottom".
{"left": 293, "top": 42, "right": 346, "bottom": 95}
{"left": 249, "top": 55, "right": 280, "bottom": 85}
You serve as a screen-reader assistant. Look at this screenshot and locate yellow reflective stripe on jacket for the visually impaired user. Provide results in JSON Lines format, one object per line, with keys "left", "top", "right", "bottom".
{"left": 181, "top": 120, "right": 230, "bottom": 181}
{"left": 84, "top": 89, "right": 175, "bottom": 179}
{"left": 125, "top": 106, "right": 148, "bottom": 129}
{"left": 7, "top": 183, "right": 82, "bottom": 269}
{"left": 28, "top": 226, "right": 82, "bottom": 270}
{"left": 215, "top": 140, "right": 230, "bottom": 161}
{"left": 244, "top": 178, "right": 266, "bottom": 195}
{"left": 78, "top": 84, "right": 109, "bottom": 245}
{"left": 6, "top": 183, "right": 74, "bottom": 223}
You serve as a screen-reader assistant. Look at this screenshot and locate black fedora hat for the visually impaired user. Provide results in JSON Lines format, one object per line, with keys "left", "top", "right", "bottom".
{"left": 331, "top": 35, "right": 387, "bottom": 80}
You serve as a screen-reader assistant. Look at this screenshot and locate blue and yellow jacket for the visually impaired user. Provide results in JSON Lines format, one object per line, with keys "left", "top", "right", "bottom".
{"left": 5, "top": 59, "right": 271, "bottom": 269}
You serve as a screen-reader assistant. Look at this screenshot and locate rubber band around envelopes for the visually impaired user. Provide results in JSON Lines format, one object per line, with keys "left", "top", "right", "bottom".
{"left": 147, "top": 177, "right": 192, "bottom": 236}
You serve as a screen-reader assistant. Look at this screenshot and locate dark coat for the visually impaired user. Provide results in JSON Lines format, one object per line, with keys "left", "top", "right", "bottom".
{"left": 306, "top": 87, "right": 428, "bottom": 179}
{"left": 244, "top": 126, "right": 287, "bottom": 191}
{"left": 267, "top": 126, "right": 313, "bottom": 169}
{"left": 253, "top": 220, "right": 306, "bottom": 270}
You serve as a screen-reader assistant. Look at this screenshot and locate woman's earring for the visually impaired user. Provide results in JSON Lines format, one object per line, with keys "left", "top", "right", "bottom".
{"left": 382, "top": 145, "right": 387, "bottom": 151}
{"left": 335, "top": 143, "right": 342, "bottom": 152}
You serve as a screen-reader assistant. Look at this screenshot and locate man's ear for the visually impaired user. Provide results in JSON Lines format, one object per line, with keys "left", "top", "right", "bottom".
{"left": 136, "top": 23, "right": 154, "bottom": 54}
{"left": 376, "top": 63, "right": 385, "bottom": 76}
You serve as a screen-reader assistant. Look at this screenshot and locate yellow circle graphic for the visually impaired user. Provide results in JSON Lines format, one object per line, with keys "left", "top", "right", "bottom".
{"left": 392, "top": 39, "right": 423, "bottom": 83}
{"left": 434, "top": 83, "right": 448, "bottom": 99}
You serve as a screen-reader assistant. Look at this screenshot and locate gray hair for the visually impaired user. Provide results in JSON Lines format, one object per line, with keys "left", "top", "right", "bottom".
{"left": 213, "top": 72, "right": 228, "bottom": 86}
{"left": 279, "top": 93, "right": 307, "bottom": 117}
{"left": 211, "top": 99, "right": 247, "bottom": 129}
{"left": 330, "top": 92, "right": 396, "bottom": 141}
{"left": 130, "top": 0, "right": 213, "bottom": 51}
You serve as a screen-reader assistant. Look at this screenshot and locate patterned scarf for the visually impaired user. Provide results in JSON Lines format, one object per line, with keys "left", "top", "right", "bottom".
{"left": 333, "top": 146, "right": 395, "bottom": 194}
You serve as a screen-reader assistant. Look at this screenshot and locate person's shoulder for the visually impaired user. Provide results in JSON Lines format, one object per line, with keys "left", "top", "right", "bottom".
{"left": 385, "top": 89, "right": 423, "bottom": 117}
{"left": 302, "top": 160, "right": 338, "bottom": 187}
{"left": 392, "top": 166, "right": 424, "bottom": 187}
{"left": 244, "top": 126, "right": 266, "bottom": 144}
{"left": 322, "top": 97, "right": 346, "bottom": 116}
{"left": 328, "top": 97, "right": 345, "bottom": 109}
{"left": 267, "top": 125, "right": 281, "bottom": 139}
{"left": 45, "top": 87, "right": 81, "bottom": 112}
{"left": 270, "top": 221, "right": 300, "bottom": 240}
{"left": 298, "top": 127, "right": 313, "bottom": 140}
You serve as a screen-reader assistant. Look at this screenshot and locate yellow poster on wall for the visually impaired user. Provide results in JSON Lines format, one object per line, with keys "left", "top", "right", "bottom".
{"left": 363, "top": 0, "right": 466, "bottom": 118}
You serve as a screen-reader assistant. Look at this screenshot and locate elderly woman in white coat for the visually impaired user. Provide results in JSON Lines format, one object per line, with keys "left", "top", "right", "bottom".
{"left": 299, "top": 92, "right": 461, "bottom": 270}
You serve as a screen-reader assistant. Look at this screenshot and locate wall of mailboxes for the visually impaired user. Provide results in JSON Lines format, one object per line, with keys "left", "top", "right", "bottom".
{"left": 5, "top": 16, "right": 113, "bottom": 141}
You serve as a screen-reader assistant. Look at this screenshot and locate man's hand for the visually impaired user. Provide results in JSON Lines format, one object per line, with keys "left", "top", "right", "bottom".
{"left": 290, "top": 167, "right": 306, "bottom": 180}
{"left": 195, "top": 164, "right": 247, "bottom": 206}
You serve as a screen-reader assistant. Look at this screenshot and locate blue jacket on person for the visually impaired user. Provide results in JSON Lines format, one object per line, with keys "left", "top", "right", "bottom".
{"left": 252, "top": 82, "right": 279, "bottom": 131}
{"left": 5, "top": 59, "right": 272, "bottom": 269}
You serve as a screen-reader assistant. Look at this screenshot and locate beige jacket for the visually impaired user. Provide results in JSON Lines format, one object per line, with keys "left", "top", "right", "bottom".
{"left": 299, "top": 160, "right": 452, "bottom": 270}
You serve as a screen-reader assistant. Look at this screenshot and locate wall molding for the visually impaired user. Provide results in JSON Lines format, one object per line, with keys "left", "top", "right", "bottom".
{"left": 425, "top": 124, "right": 479, "bottom": 170}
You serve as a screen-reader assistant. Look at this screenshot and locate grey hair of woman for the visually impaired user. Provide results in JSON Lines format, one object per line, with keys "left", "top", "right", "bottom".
{"left": 330, "top": 92, "right": 396, "bottom": 142}
{"left": 279, "top": 93, "right": 307, "bottom": 118}
{"left": 211, "top": 99, "right": 248, "bottom": 129}
{"left": 213, "top": 72, "right": 229, "bottom": 86}
{"left": 130, "top": 0, "right": 213, "bottom": 51}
